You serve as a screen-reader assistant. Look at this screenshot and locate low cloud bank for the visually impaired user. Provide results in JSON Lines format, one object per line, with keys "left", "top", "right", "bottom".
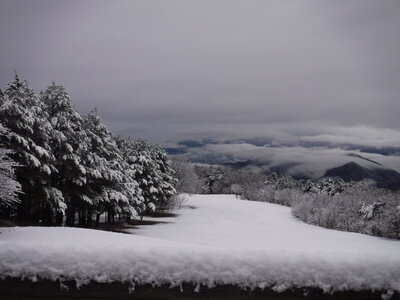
{"left": 165, "top": 126, "right": 400, "bottom": 179}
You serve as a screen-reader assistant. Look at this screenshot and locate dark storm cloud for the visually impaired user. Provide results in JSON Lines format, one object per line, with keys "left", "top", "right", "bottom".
{"left": 1, "top": 0, "right": 400, "bottom": 143}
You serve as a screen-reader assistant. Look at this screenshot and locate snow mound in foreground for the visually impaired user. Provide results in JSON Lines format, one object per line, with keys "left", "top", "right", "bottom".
{"left": 1, "top": 195, "right": 400, "bottom": 295}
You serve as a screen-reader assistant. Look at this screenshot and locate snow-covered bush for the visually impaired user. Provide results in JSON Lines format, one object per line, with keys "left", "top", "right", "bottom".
{"left": 292, "top": 184, "right": 400, "bottom": 239}
{"left": 169, "top": 155, "right": 204, "bottom": 194}
{"left": 221, "top": 166, "right": 400, "bottom": 240}
{"left": 386, "top": 205, "right": 400, "bottom": 239}
{"left": 193, "top": 165, "right": 224, "bottom": 194}
{"left": 313, "top": 177, "right": 349, "bottom": 196}
{"left": 251, "top": 172, "right": 304, "bottom": 206}
{"left": 162, "top": 194, "right": 187, "bottom": 211}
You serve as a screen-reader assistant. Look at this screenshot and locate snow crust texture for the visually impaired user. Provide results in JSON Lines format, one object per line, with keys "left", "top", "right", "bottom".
{"left": 1, "top": 195, "right": 400, "bottom": 295}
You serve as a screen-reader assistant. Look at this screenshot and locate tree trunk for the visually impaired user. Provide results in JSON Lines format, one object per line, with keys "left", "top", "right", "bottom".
{"left": 78, "top": 208, "right": 86, "bottom": 227}
{"left": 86, "top": 208, "right": 93, "bottom": 227}
{"left": 66, "top": 206, "right": 75, "bottom": 226}
{"left": 95, "top": 213, "right": 101, "bottom": 227}
{"left": 107, "top": 209, "right": 112, "bottom": 223}
{"left": 56, "top": 212, "right": 63, "bottom": 226}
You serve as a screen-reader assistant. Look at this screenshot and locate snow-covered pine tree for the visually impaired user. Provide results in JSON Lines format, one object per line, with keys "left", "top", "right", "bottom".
{"left": 40, "top": 82, "right": 88, "bottom": 225}
{"left": 83, "top": 109, "right": 142, "bottom": 226}
{"left": 0, "top": 74, "right": 56, "bottom": 222}
{"left": 0, "top": 124, "right": 21, "bottom": 214}
{"left": 127, "top": 139, "right": 176, "bottom": 218}
{"left": 115, "top": 136, "right": 146, "bottom": 219}
{"left": 148, "top": 143, "right": 176, "bottom": 210}
{"left": 113, "top": 136, "right": 146, "bottom": 221}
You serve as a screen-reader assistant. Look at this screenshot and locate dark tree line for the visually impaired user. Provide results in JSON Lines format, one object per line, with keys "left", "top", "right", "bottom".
{"left": 0, "top": 74, "right": 176, "bottom": 226}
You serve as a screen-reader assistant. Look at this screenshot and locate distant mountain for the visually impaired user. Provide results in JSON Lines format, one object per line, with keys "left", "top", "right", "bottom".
{"left": 220, "top": 159, "right": 400, "bottom": 187}
{"left": 324, "top": 161, "right": 400, "bottom": 189}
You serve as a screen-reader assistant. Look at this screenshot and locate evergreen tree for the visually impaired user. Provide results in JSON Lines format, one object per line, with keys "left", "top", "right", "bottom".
{"left": 1, "top": 74, "right": 178, "bottom": 227}
{"left": 150, "top": 144, "right": 177, "bottom": 210}
{"left": 0, "top": 124, "right": 21, "bottom": 213}
{"left": 114, "top": 137, "right": 146, "bottom": 220}
{"left": 0, "top": 74, "right": 56, "bottom": 222}
{"left": 115, "top": 137, "right": 146, "bottom": 218}
{"left": 127, "top": 140, "right": 176, "bottom": 217}
{"left": 83, "top": 109, "right": 142, "bottom": 225}
{"left": 40, "top": 82, "right": 88, "bottom": 225}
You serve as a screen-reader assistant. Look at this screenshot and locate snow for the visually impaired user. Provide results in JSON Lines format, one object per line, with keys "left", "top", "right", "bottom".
{"left": 135, "top": 195, "right": 400, "bottom": 254}
{"left": 25, "top": 153, "right": 41, "bottom": 168}
{"left": 41, "top": 164, "right": 51, "bottom": 175}
{"left": 33, "top": 145, "right": 50, "bottom": 158}
{"left": 1, "top": 194, "right": 400, "bottom": 295}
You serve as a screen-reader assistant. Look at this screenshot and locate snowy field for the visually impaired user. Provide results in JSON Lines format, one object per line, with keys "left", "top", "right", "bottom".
{"left": 1, "top": 194, "right": 400, "bottom": 296}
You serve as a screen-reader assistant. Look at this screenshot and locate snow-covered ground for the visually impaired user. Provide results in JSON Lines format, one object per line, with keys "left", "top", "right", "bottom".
{"left": 1, "top": 194, "right": 400, "bottom": 296}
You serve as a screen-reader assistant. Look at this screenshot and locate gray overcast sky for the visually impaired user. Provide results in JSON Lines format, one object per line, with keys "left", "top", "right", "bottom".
{"left": 1, "top": 0, "right": 400, "bottom": 144}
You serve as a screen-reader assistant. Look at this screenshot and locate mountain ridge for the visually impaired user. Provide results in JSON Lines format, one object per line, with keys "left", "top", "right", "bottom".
{"left": 324, "top": 161, "right": 400, "bottom": 190}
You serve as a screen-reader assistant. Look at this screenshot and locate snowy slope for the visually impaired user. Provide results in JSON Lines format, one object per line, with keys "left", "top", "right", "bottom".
{"left": 1, "top": 194, "right": 400, "bottom": 295}
{"left": 135, "top": 194, "right": 400, "bottom": 254}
